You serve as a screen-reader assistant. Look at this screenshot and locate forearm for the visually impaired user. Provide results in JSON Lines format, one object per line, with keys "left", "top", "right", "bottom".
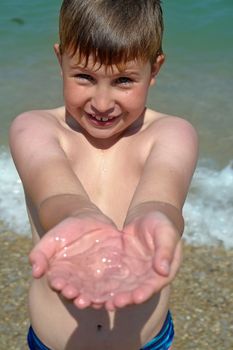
{"left": 123, "top": 119, "right": 197, "bottom": 235}
{"left": 124, "top": 201, "right": 184, "bottom": 235}
{"left": 38, "top": 193, "right": 103, "bottom": 231}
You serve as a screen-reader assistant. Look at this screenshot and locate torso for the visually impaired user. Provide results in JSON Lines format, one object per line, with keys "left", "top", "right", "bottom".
{"left": 27, "top": 106, "right": 171, "bottom": 350}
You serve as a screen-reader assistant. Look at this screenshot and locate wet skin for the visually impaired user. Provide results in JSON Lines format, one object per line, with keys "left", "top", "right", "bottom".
{"left": 30, "top": 213, "right": 182, "bottom": 311}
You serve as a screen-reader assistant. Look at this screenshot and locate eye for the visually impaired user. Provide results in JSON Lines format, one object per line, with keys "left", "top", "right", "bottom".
{"left": 74, "top": 73, "right": 95, "bottom": 83}
{"left": 115, "top": 76, "right": 134, "bottom": 86}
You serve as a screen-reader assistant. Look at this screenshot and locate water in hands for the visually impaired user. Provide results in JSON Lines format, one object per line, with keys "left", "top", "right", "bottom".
{"left": 48, "top": 230, "right": 153, "bottom": 303}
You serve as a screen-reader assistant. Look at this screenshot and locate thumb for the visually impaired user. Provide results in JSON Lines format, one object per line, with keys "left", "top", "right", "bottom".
{"left": 29, "top": 249, "right": 49, "bottom": 278}
{"left": 152, "top": 229, "right": 180, "bottom": 277}
{"left": 29, "top": 233, "right": 58, "bottom": 278}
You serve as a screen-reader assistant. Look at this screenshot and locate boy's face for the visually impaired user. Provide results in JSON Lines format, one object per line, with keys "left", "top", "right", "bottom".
{"left": 54, "top": 44, "right": 164, "bottom": 143}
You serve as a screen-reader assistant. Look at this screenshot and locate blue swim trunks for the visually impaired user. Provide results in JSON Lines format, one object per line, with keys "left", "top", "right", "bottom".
{"left": 140, "top": 311, "right": 174, "bottom": 350}
{"left": 27, "top": 311, "right": 174, "bottom": 350}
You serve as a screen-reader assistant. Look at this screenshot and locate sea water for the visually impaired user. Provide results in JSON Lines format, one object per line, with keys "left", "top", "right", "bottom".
{"left": 0, "top": 1, "right": 233, "bottom": 248}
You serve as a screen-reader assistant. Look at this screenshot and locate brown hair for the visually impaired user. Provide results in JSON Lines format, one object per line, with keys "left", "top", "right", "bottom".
{"left": 59, "top": 0, "right": 164, "bottom": 66}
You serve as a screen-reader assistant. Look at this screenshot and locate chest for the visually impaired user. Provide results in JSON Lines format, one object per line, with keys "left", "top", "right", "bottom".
{"left": 67, "top": 141, "right": 143, "bottom": 227}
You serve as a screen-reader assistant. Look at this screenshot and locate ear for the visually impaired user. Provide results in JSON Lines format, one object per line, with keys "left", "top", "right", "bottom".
{"left": 53, "top": 43, "right": 62, "bottom": 68}
{"left": 150, "top": 54, "right": 165, "bottom": 86}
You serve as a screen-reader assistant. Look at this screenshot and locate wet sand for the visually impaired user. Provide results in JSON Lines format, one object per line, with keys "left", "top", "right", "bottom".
{"left": 0, "top": 229, "right": 232, "bottom": 350}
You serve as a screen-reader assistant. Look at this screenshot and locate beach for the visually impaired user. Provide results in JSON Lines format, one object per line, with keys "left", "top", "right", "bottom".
{"left": 1, "top": 1, "right": 233, "bottom": 349}
{"left": 1, "top": 228, "right": 232, "bottom": 350}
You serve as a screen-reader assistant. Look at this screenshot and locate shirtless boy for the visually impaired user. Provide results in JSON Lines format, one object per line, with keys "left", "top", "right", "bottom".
{"left": 9, "top": 0, "right": 198, "bottom": 349}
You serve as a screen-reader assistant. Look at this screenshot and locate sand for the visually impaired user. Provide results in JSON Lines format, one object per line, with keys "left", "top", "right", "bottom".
{"left": 0, "top": 229, "right": 232, "bottom": 350}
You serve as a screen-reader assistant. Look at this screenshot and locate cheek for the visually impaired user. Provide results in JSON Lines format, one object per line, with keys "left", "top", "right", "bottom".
{"left": 63, "top": 82, "right": 83, "bottom": 106}
{"left": 123, "top": 87, "right": 148, "bottom": 110}
{"left": 63, "top": 80, "right": 73, "bottom": 98}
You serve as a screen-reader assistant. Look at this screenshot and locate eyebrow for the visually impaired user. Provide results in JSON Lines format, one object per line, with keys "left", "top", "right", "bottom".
{"left": 69, "top": 63, "right": 102, "bottom": 72}
{"left": 69, "top": 63, "right": 88, "bottom": 69}
{"left": 70, "top": 64, "right": 141, "bottom": 75}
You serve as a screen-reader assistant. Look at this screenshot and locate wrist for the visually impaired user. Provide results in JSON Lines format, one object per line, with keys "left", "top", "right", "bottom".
{"left": 38, "top": 193, "right": 102, "bottom": 230}
{"left": 124, "top": 201, "right": 184, "bottom": 235}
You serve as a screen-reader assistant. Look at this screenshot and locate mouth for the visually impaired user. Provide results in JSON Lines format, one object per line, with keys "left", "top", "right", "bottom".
{"left": 86, "top": 112, "right": 121, "bottom": 127}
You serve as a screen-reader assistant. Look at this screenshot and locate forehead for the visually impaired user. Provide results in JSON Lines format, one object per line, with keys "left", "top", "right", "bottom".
{"left": 63, "top": 50, "right": 150, "bottom": 73}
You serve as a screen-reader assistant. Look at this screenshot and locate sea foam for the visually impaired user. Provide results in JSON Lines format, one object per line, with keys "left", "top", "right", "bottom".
{"left": 0, "top": 149, "right": 233, "bottom": 248}
{"left": 0, "top": 149, "right": 29, "bottom": 234}
{"left": 183, "top": 160, "right": 233, "bottom": 248}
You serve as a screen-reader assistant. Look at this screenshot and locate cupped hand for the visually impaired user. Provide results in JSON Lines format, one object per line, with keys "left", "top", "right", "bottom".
{"left": 113, "top": 211, "right": 183, "bottom": 309}
{"left": 29, "top": 212, "right": 182, "bottom": 310}
{"left": 29, "top": 216, "right": 154, "bottom": 310}
{"left": 29, "top": 215, "right": 116, "bottom": 278}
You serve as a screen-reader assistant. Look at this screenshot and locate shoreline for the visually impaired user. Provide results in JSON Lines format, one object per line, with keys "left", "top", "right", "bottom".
{"left": 171, "top": 244, "right": 233, "bottom": 349}
{"left": 1, "top": 230, "right": 233, "bottom": 349}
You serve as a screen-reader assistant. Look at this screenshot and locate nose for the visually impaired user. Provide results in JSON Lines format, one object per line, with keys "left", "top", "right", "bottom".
{"left": 90, "top": 86, "right": 115, "bottom": 115}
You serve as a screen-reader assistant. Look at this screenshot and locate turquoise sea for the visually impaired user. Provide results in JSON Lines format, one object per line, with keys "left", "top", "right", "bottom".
{"left": 0, "top": 1, "right": 233, "bottom": 247}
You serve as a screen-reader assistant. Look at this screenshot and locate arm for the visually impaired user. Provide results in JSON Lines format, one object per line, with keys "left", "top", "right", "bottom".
{"left": 124, "top": 117, "right": 198, "bottom": 274}
{"left": 125, "top": 117, "right": 198, "bottom": 225}
{"left": 10, "top": 111, "right": 123, "bottom": 308}
{"left": 9, "top": 111, "right": 104, "bottom": 231}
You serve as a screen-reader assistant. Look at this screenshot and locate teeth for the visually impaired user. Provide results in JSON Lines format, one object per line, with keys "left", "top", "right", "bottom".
{"left": 95, "top": 116, "right": 102, "bottom": 121}
{"left": 93, "top": 115, "right": 110, "bottom": 122}
{"left": 90, "top": 114, "right": 116, "bottom": 122}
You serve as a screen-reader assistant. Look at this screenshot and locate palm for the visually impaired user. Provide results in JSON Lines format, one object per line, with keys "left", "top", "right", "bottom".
{"left": 49, "top": 233, "right": 158, "bottom": 308}
{"left": 30, "top": 216, "right": 181, "bottom": 310}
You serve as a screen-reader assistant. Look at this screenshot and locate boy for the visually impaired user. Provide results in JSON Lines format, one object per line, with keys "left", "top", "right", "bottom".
{"left": 9, "top": 0, "right": 198, "bottom": 349}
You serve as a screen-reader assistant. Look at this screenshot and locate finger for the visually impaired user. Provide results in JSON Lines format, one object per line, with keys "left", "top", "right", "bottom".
{"left": 92, "top": 302, "right": 104, "bottom": 309}
{"left": 61, "top": 285, "right": 80, "bottom": 299}
{"left": 49, "top": 276, "right": 67, "bottom": 291}
{"left": 29, "top": 250, "right": 49, "bottom": 278}
{"left": 153, "top": 227, "right": 180, "bottom": 276}
{"left": 112, "top": 291, "right": 133, "bottom": 308}
{"left": 29, "top": 219, "right": 81, "bottom": 262}
{"left": 47, "top": 263, "right": 70, "bottom": 287}
{"left": 74, "top": 295, "right": 92, "bottom": 309}
{"left": 30, "top": 235, "right": 59, "bottom": 264}
{"left": 132, "top": 282, "right": 156, "bottom": 304}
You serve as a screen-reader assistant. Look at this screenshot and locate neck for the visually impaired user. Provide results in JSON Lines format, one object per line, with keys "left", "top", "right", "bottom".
{"left": 65, "top": 109, "right": 146, "bottom": 150}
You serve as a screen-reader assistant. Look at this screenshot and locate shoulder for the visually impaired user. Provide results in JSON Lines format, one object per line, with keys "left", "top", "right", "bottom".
{"left": 144, "top": 108, "right": 198, "bottom": 145}
{"left": 10, "top": 107, "right": 65, "bottom": 131}
{"left": 140, "top": 109, "right": 199, "bottom": 164}
{"left": 10, "top": 107, "right": 66, "bottom": 142}
{"left": 9, "top": 107, "right": 67, "bottom": 154}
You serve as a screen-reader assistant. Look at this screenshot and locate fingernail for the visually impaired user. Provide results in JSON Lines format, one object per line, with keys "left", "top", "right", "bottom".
{"left": 32, "top": 263, "right": 39, "bottom": 274}
{"left": 160, "top": 260, "right": 170, "bottom": 274}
